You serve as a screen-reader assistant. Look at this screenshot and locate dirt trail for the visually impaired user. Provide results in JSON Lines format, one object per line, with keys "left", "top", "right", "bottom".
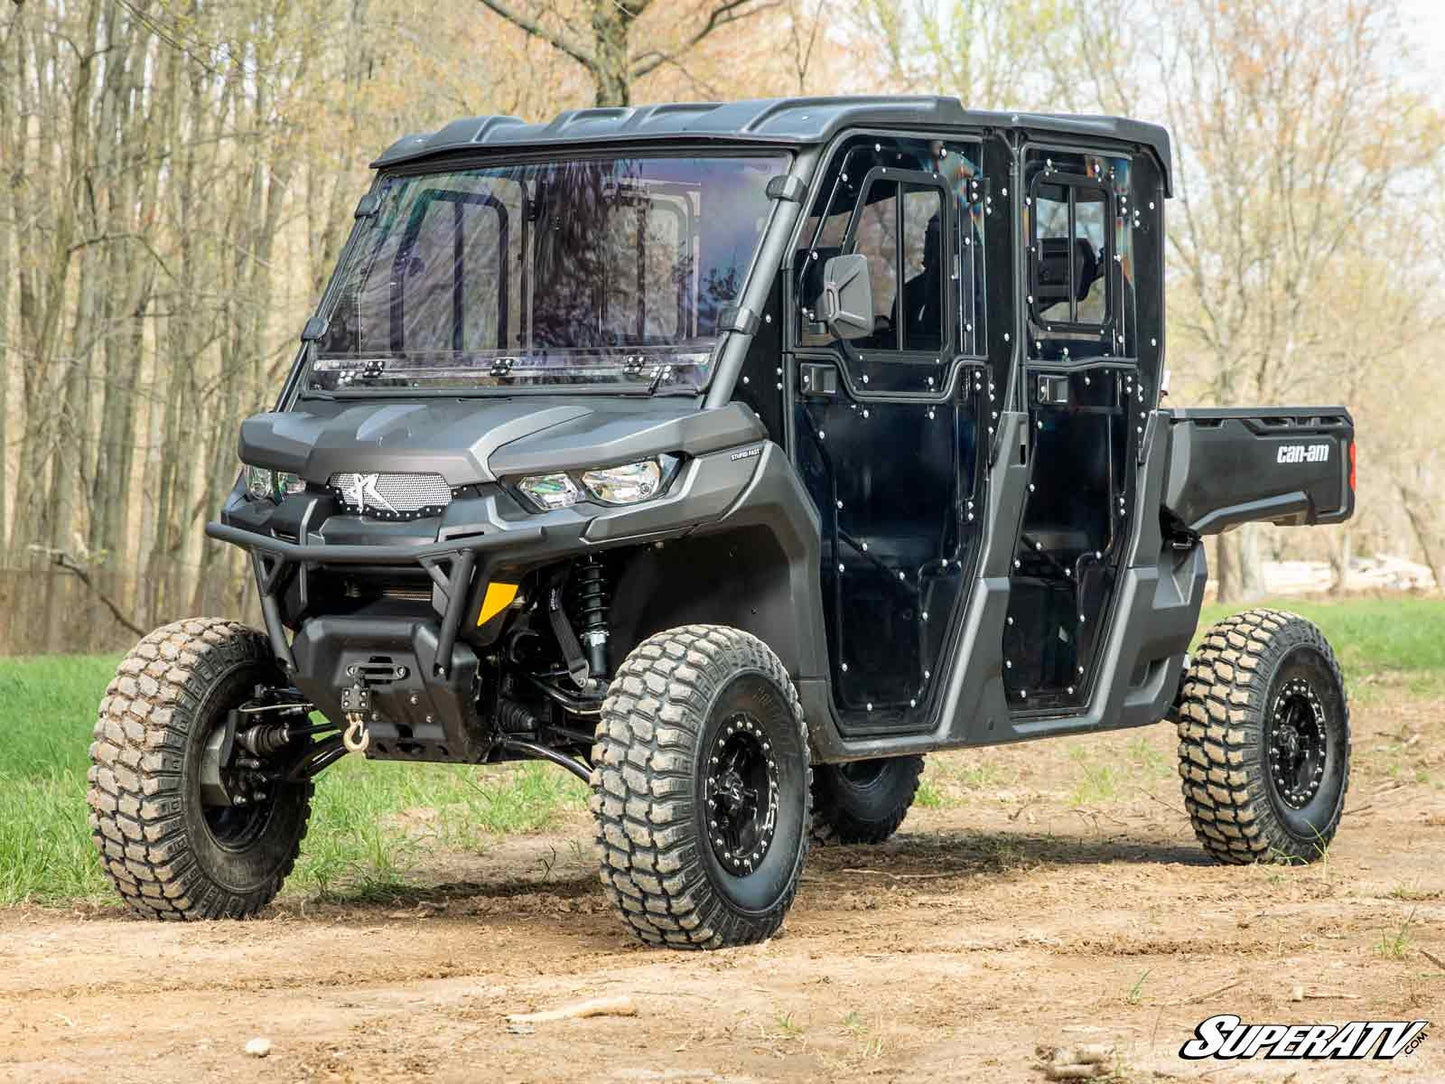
{"left": 3, "top": 698, "right": 1442, "bottom": 1083}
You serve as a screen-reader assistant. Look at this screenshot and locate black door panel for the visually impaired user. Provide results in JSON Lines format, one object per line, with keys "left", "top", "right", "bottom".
{"left": 1004, "top": 365, "right": 1144, "bottom": 709}
{"left": 795, "top": 373, "right": 984, "bottom": 729}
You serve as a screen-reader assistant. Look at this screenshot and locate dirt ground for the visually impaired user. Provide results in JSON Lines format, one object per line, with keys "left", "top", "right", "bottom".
{"left": 3, "top": 695, "right": 1442, "bottom": 1084}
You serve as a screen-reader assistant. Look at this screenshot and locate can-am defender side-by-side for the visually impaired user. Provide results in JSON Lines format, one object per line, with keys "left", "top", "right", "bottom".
{"left": 88, "top": 98, "right": 1356, "bottom": 946}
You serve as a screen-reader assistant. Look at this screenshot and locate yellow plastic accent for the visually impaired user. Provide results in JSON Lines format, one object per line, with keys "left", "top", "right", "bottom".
{"left": 477, "top": 582, "right": 519, "bottom": 626}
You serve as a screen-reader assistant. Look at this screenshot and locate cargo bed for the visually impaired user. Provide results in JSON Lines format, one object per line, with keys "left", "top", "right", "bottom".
{"left": 1161, "top": 407, "right": 1355, "bottom": 536}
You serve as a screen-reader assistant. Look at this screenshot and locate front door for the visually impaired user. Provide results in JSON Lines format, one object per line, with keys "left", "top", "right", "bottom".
{"left": 789, "top": 133, "right": 989, "bottom": 734}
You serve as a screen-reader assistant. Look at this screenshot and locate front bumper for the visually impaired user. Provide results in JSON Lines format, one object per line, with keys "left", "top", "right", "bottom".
{"left": 206, "top": 519, "right": 544, "bottom": 676}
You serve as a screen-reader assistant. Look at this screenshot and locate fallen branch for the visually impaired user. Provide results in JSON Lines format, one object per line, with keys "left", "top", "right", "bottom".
{"left": 1138, "top": 788, "right": 1187, "bottom": 817}
{"left": 1168, "top": 978, "right": 1242, "bottom": 1006}
{"left": 29, "top": 546, "right": 145, "bottom": 636}
{"left": 506, "top": 996, "right": 637, "bottom": 1024}
{"left": 840, "top": 867, "right": 966, "bottom": 881}
{"left": 1419, "top": 948, "right": 1445, "bottom": 970}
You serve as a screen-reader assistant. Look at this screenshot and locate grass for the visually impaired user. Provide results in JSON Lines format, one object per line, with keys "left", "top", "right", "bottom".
{"left": 2, "top": 596, "right": 1443, "bottom": 908}
{"left": 1375, "top": 909, "right": 1419, "bottom": 960}
{"left": 1067, "top": 747, "right": 1123, "bottom": 805}
{"left": 1197, "top": 596, "right": 1445, "bottom": 700}
{"left": 1388, "top": 881, "right": 1441, "bottom": 902}
{"left": 0, "top": 655, "right": 588, "bottom": 907}
{"left": 1123, "top": 968, "right": 1152, "bottom": 1005}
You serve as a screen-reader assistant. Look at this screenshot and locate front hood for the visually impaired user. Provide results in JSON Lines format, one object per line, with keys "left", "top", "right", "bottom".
{"left": 239, "top": 397, "right": 764, "bottom": 486}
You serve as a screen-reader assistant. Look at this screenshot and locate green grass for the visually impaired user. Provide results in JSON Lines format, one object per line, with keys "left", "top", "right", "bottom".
{"left": 1067, "top": 747, "right": 1123, "bottom": 805}
{"left": 0, "top": 655, "right": 588, "bottom": 907}
{"left": 1375, "top": 909, "right": 1419, "bottom": 960}
{"left": 2, "top": 597, "right": 1443, "bottom": 908}
{"left": 1197, "top": 597, "right": 1445, "bottom": 698}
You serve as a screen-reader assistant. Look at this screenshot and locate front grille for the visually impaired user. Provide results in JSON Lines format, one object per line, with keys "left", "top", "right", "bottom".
{"left": 328, "top": 471, "right": 453, "bottom": 519}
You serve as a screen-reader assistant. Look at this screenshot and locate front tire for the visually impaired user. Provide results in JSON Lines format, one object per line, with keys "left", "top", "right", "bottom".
{"left": 591, "top": 625, "right": 811, "bottom": 949}
{"left": 87, "top": 619, "right": 312, "bottom": 919}
{"left": 1175, "top": 609, "right": 1350, "bottom": 864}
{"left": 811, "top": 755, "right": 925, "bottom": 845}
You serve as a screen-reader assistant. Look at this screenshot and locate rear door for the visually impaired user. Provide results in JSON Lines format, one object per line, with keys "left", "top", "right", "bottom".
{"left": 789, "top": 133, "right": 989, "bottom": 734}
{"left": 1002, "top": 148, "right": 1147, "bottom": 711}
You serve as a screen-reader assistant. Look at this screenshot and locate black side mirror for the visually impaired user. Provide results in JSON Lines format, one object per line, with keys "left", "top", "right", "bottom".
{"left": 820, "top": 254, "right": 874, "bottom": 341}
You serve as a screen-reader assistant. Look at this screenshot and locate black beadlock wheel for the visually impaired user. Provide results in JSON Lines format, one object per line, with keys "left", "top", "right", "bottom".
{"left": 87, "top": 619, "right": 312, "bottom": 919}
{"left": 1175, "top": 609, "right": 1350, "bottom": 864}
{"left": 811, "top": 755, "right": 925, "bottom": 845}
{"left": 591, "top": 625, "right": 811, "bottom": 949}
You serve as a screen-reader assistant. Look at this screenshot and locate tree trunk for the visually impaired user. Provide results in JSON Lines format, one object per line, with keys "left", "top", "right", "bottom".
{"left": 590, "top": 0, "right": 632, "bottom": 106}
{"left": 1399, "top": 484, "right": 1445, "bottom": 595}
{"left": 1328, "top": 528, "right": 1351, "bottom": 596}
{"left": 1215, "top": 533, "right": 1241, "bottom": 604}
{"left": 1238, "top": 522, "right": 1265, "bottom": 601}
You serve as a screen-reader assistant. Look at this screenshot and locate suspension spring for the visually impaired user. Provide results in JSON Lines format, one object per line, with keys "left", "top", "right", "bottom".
{"left": 570, "top": 557, "right": 611, "bottom": 680}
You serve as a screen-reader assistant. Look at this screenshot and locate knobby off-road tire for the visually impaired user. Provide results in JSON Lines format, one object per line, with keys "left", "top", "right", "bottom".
{"left": 591, "top": 625, "right": 811, "bottom": 949}
{"left": 87, "top": 619, "right": 312, "bottom": 919}
{"left": 810, "top": 755, "right": 925, "bottom": 845}
{"left": 1175, "top": 609, "right": 1350, "bottom": 865}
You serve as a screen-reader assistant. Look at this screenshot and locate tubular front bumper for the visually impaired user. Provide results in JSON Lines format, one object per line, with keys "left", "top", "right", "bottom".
{"left": 205, "top": 520, "right": 544, "bottom": 674}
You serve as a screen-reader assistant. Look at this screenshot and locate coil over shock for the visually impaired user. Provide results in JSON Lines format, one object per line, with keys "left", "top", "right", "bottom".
{"left": 569, "top": 557, "right": 611, "bottom": 680}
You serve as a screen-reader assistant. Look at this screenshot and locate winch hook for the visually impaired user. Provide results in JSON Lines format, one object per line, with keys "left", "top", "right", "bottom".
{"left": 343, "top": 713, "right": 371, "bottom": 754}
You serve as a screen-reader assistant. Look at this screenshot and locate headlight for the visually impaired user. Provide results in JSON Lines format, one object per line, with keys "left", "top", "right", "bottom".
{"left": 245, "top": 466, "right": 306, "bottom": 502}
{"left": 516, "top": 458, "right": 666, "bottom": 511}
{"left": 517, "top": 472, "right": 582, "bottom": 511}
{"left": 582, "top": 460, "right": 662, "bottom": 505}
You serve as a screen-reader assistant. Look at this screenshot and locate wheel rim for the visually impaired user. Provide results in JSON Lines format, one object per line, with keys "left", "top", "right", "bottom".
{"left": 838, "top": 759, "right": 889, "bottom": 788}
{"left": 705, "top": 713, "right": 780, "bottom": 876}
{"left": 1268, "top": 677, "right": 1328, "bottom": 810}
{"left": 196, "top": 703, "right": 274, "bottom": 851}
{"left": 203, "top": 801, "right": 269, "bottom": 848}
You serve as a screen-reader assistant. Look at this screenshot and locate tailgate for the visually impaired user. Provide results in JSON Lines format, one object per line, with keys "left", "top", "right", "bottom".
{"left": 1162, "top": 407, "right": 1355, "bottom": 535}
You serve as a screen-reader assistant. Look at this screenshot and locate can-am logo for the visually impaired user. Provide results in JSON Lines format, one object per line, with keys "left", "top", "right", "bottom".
{"left": 1181, "top": 1015, "right": 1429, "bottom": 1060}
{"left": 1277, "top": 442, "right": 1330, "bottom": 464}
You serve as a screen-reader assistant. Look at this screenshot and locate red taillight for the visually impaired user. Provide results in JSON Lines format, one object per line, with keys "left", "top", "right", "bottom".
{"left": 1349, "top": 441, "right": 1356, "bottom": 492}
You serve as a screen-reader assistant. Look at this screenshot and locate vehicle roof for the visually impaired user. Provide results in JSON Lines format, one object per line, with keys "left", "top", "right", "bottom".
{"left": 372, "top": 96, "right": 1173, "bottom": 195}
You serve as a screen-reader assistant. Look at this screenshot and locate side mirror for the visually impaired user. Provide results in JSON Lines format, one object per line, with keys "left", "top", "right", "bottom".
{"left": 820, "top": 254, "right": 874, "bottom": 340}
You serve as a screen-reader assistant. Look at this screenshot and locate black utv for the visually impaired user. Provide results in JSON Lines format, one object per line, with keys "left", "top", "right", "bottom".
{"left": 88, "top": 97, "right": 1356, "bottom": 947}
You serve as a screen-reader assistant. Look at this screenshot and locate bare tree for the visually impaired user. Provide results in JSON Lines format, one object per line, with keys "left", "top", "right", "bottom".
{"left": 1133, "top": 0, "right": 1442, "bottom": 599}
{"left": 847, "top": 0, "right": 1080, "bottom": 108}
{"left": 475, "top": 0, "right": 779, "bottom": 106}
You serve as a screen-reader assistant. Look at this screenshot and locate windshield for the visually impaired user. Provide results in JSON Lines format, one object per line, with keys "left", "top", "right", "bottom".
{"left": 308, "top": 153, "right": 787, "bottom": 394}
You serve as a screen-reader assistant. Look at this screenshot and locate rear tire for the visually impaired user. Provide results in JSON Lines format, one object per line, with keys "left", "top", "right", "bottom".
{"left": 87, "top": 619, "right": 312, "bottom": 919}
{"left": 1175, "top": 609, "right": 1350, "bottom": 864}
{"left": 811, "top": 755, "right": 925, "bottom": 845}
{"left": 591, "top": 625, "right": 811, "bottom": 949}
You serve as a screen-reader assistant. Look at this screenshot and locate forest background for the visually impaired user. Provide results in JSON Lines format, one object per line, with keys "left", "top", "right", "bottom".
{"left": 2, "top": 0, "right": 1442, "bottom": 652}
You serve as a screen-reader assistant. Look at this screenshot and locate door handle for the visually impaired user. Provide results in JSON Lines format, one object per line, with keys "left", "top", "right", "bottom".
{"left": 799, "top": 362, "right": 838, "bottom": 397}
{"left": 1037, "top": 373, "right": 1069, "bottom": 405}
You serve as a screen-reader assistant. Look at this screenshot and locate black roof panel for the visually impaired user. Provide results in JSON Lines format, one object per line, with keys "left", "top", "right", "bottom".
{"left": 372, "top": 96, "right": 1173, "bottom": 195}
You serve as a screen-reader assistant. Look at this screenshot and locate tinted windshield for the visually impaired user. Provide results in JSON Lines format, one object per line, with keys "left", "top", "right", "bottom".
{"left": 308, "top": 153, "right": 786, "bottom": 394}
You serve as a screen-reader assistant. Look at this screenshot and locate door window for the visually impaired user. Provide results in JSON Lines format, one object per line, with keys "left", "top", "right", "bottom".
{"left": 846, "top": 179, "right": 945, "bottom": 352}
{"left": 1029, "top": 178, "right": 1111, "bottom": 331}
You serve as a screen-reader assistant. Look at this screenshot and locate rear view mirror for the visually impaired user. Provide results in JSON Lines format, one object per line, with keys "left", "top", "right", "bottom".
{"left": 820, "top": 254, "right": 874, "bottom": 340}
